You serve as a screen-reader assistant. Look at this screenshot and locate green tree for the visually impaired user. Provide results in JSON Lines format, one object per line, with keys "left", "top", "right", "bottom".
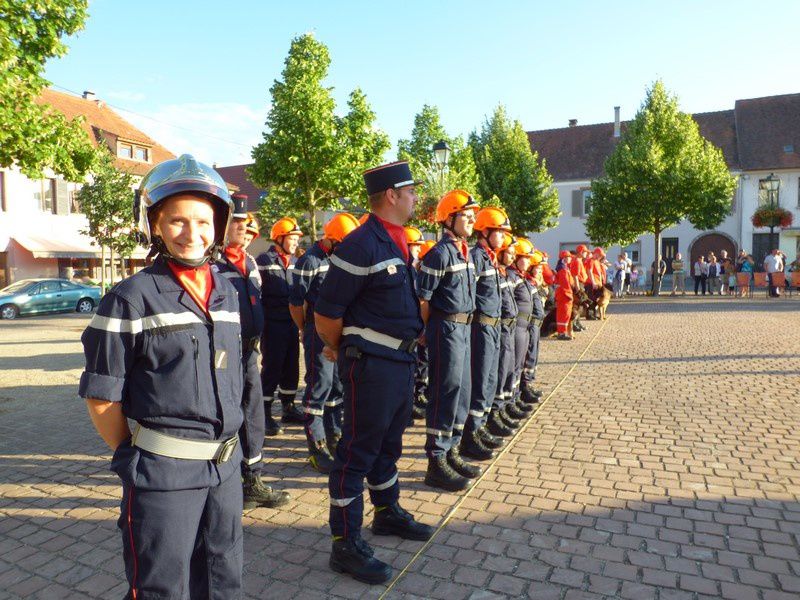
{"left": 337, "top": 88, "right": 390, "bottom": 210}
{"left": 250, "top": 34, "right": 387, "bottom": 238}
{"left": 397, "top": 104, "right": 480, "bottom": 228}
{"left": 0, "top": 0, "right": 96, "bottom": 180}
{"left": 77, "top": 147, "right": 138, "bottom": 290}
{"left": 586, "top": 81, "right": 737, "bottom": 295}
{"left": 470, "top": 104, "right": 559, "bottom": 235}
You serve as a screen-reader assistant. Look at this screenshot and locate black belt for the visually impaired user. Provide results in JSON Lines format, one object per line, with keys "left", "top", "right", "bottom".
{"left": 243, "top": 337, "right": 260, "bottom": 353}
{"left": 430, "top": 309, "right": 473, "bottom": 325}
{"left": 474, "top": 313, "right": 501, "bottom": 327}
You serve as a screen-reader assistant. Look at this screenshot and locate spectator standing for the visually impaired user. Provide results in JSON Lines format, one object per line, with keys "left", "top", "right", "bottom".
{"left": 737, "top": 252, "right": 754, "bottom": 297}
{"left": 622, "top": 252, "right": 632, "bottom": 294}
{"left": 650, "top": 255, "right": 667, "bottom": 294}
{"left": 707, "top": 256, "right": 722, "bottom": 295}
{"left": 671, "top": 252, "right": 686, "bottom": 295}
{"left": 613, "top": 254, "right": 626, "bottom": 298}
{"left": 763, "top": 249, "right": 784, "bottom": 297}
{"left": 693, "top": 256, "right": 708, "bottom": 295}
{"left": 719, "top": 250, "right": 734, "bottom": 295}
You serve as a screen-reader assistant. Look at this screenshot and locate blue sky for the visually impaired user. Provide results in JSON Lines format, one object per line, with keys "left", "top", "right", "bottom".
{"left": 45, "top": 0, "right": 800, "bottom": 167}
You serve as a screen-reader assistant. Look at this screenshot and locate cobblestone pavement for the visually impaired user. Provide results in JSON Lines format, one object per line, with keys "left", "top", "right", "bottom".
{"left": 1, "top": 296, "right": 799, "bottom": 599}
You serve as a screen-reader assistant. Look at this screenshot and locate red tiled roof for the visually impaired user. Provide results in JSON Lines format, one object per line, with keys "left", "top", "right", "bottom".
{"left": 35, "top": 89, "right": 175, "bottom": 177}
{"left": 528, "top": 94, "right": 800, "bottom": 180}
{"left": 214, "top": 164, "right": 266, "bottom": 212}
{"left": 735, "top": 93, "right": 800, "bottom": 171}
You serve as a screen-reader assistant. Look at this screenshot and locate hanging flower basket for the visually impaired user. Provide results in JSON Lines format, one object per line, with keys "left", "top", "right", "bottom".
{"left": 751, "top": 206, "right": 794, "bottom": 229}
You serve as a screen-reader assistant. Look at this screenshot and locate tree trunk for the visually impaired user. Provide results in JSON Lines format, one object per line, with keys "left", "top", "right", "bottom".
{"left": 100, "top": 245, "right": 106, "bottom": 294}
{"left": 652, "top": 229, "right": 662, "bottom": 297}
{"left": 109, "top": 246, "right": 115, "bottom": 286}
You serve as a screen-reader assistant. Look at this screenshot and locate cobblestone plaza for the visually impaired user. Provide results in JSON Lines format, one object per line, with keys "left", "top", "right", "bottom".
{"left": 1, "top": 297, "right": 799, "bottom": 599}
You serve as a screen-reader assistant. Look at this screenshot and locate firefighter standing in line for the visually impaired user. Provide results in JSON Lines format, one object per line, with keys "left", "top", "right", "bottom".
{"left": 80, "top": 155, "right": 246, "bottom": 597}
{"left": 216, "top": 195, "right": 291, "bottom": 509}
{"left": 462, "top": 207, "right": 514, "bottom": 464}
{"left": 570, "top": 244, "right": 590, "bottom": 331}
{"left": 411, "top": 238, "right": 436, "bottom": 421}
{"left": 256, "top": 218, "right": 305, "bottom": 435}
{"left": 289, "top": 213, "right": 359, "bottom": 473}
{"left": 519, "top": 252, "right": 546, "bottom": 406}
{"left": 314, "top": 161, "right": 434, "bottom": 584}
{"left": 417, "top": 189, "right": 488, "bottom": 492}
{"left": 556, "top": 250, "right": 576, "bottom": 340}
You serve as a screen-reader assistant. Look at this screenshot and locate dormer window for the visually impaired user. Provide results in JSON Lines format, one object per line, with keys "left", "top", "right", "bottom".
{"left": 117, "top": 141, "right": 151, "bottom": 162}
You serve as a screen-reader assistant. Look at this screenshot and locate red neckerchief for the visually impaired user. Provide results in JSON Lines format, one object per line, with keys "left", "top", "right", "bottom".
{"left": 444, "top": 230, "right": 468, "bottom": 260}
{"left": 478, "top": 239, "right": 498, "bottom": 267}
{"left": 318, "top": 240, "right": 332, "bottom": 256}
{"left": 272, "top": 244, "right": 290, "bottom": 268}
{"left": 498, "top": 265, "right": 507, "bottom": 277}
{"left": 167, "top": 261, "right": 213, "bottom": 315}
{"left": 374, "top": 215, "right": 409, "bottom": 262}
{"left": 224, "top": 245, "right": 247, "bottom": 277}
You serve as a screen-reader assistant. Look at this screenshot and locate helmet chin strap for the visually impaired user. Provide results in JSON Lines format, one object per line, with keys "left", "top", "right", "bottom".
{"left": 152, "top": 236, "right": 217, "bottom": 268}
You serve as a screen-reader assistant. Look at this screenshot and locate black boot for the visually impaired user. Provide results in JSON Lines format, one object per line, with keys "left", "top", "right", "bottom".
{"left": 330, "top": 536, "right": 392, "bottom": 584}
{"left": 242, "top": 472, "right": 291, "bottom": 509}
{"left": 487, "top": 409, "right": 514, "bottom": 437}
{"left": 476, "top": 426, "right": 504, "bottom": 449}
{"left": 505, "top": 402, "right": 529, "bottom": 420}
{"left": 281, "top": 401, "right": 305, "bottom": 424}
{"left": 519, "top": 387, "right": 541, "bottom": 405}
{"left": 498, "top": 406, "right": 520, "bottom": 429}
{"left": 459, "top": 430, "right": 496, "bottom": 461}
{"left": 372, "top": 503, "right": 434, "bottom": 541}
{"left": 264, "top": 401, "right": 283, "bottom": 436}
{"left": 424, "top": 455, "right": 470, "bottom": 492}
{"left": 447, "top": 446, "right": 483, "bottom": 478}
{"left": 326, "top": 432, "right": 341, "bottom": 457}
{"left": 308, "top": 440, "right": 334, "bottom": 474}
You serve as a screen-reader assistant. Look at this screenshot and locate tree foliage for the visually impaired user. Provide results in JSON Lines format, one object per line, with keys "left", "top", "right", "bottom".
{"left": 470, "top": 105, "right": 559, "bottom": 235}
{"left": 396, "top": 104, "right": 480, "bottom": 229}
{"left": 77, "top": 146, "right": 138, "bottom": 258}
{"left": 586, "top": 80, "right": 737, "bottom": 294}
{"left": 250, "top": 34, "right": 387, "bottom": 238}
{"left": 0, "top": 0, "right": 96, "bottom": 180}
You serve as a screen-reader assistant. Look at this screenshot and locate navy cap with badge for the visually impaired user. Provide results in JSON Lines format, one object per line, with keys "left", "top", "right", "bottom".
{"left": 363, "top": 161, "right": 423, "bottom": 196}
{"left": 231, "top": 193, "right": 248, "bottom": 219}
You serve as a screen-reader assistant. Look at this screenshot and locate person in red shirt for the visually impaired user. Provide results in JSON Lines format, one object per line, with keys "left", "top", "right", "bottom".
{"left": 570, "top": 245, "right": 589, "bottom": 331}
{"left": 556, "top": 251, "right": 575, "bottom": 340}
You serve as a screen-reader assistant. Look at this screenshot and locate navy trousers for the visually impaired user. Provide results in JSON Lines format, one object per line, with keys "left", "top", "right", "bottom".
{"left": 521, "top": 323, "right": 541, "bottom": 392}
{"left": 495, "top": 323, "right": 516, "bottom": 410}
{"left": 240, "top": 350, "right": 265, "bottom": 475}
{"left": 302, "top": 323, "right": 343, "bottom": 444}
{"left": 424, "top": 318, "right": 471, "bottom": 457}
{"left": 512, "top": 323, "right": 531, "bottom": 401}
{"left": 465, "top": 322, "right": 500, "bottom": 433}
{"left": 413, "top": 344, "right": 429, "bottom": 402}
{"left": 329, "top": 350, "right": 414, "bottom": 538}
{"left": 260, "top": 318, "right": 299, "bottom": 406}
{"left": 120, "top": 471, "right": 243, "bottom": 600}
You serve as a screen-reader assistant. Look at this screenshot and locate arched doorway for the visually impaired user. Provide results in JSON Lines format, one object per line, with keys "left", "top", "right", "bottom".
{"left": 689, "top": 232, "right": 736, "bottom": 266}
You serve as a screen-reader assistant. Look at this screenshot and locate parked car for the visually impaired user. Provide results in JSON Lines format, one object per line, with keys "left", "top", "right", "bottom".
{"left": 0, "top": 279, "right": 102, "bottom": 320}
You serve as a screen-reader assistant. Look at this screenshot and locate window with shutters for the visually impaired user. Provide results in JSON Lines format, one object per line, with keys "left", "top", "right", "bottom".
{"left": 70, "top": 190, "right": 82, "bottom": 214}
{"left": 35, "top": 179, "right": 56, "bottom": 213}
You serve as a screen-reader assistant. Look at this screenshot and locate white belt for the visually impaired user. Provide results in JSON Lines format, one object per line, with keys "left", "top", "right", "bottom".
{"left": 342, "top": 326, "right": 405, "bottom": 350}
{"left": 131, "top": 424, "right": 239, "bottom": 464}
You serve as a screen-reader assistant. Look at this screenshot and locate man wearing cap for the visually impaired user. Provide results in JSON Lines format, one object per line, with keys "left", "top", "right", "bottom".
{"left": 570, "top": 245, "right": 590, "bottom": 331}
{"left": 215, "top": 194, "right": 291, "bottom": 509}
{"left": 314, "top": 161, "right": 433, "bottom": 584}
{"left": 256, "top": 217, "right": 305, "bottom": 435}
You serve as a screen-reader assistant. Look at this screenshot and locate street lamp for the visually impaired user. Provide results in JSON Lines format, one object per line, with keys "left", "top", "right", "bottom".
{"left": 765, "top": 172, "right": 781, "bottom": 249}
{"left": 432, "top": 140, "right": 450, "bottom": 190}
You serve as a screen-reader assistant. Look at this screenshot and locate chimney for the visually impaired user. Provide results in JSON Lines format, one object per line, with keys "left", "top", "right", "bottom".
{"left": 613, "top": 106, "right": 621, "bottom": 138}
{"left": 82, "top": 90, "right": 96, "bottom": 101}
{"left": 568, "top": 119, "right": 578, "bottom": 128}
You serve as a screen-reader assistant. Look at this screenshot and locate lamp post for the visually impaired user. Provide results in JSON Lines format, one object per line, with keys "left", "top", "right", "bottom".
{"left": 432, "top": 140, "right": 450, "bottom": 190}
{"left": 764, "top": 172, "right": 781, "bottom": 250}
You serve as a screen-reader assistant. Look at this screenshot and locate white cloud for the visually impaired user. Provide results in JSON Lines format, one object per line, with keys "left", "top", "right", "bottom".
{"left": 116, "top": 102, "right": 268, "bottom": 167}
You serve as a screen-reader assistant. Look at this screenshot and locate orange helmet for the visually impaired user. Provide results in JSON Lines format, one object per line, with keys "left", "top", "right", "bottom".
{"left": 575, "top": 244, "right": 589, "bottom": 254}
{"left": 245, "top": 212, "right": 260, "bottom": 239}
{"left": 513, "top": 237, "right": 534, "bottom": 258}
{"left": 358, "top": 213, "right": 370, "bottom": 225}
{"left": 592, "top": 247, "right": 606, "bottom": 258}
{"left": 405, "top": 226, "right": 424, "bottom": 245}
{"left": 498, "top": 232, "right": 516, "bottom": 252}
{"left": 271, "top": 217, "right": 303, "bottom": 241}
{"left": 435, "top": 189, "right": 479, "bottom": 223}
{"left": 418, "top": 239, "right": 436, "bottom": 260}
{"left": 559, "top": 250, "right": 572, "bottom": 259}
{"left": 530, "top": 250, "right": 544, "bottom": 266}
{"left": 474, "top": 207, "right": 511, "bottom": 232}
{"left": 323, "top": 212, "right": 360, "bottom": 243}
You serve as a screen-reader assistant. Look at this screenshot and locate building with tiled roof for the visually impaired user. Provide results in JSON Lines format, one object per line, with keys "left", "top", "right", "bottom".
{"left": 526, "top": 93, "right": 800, "bottom": 282}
